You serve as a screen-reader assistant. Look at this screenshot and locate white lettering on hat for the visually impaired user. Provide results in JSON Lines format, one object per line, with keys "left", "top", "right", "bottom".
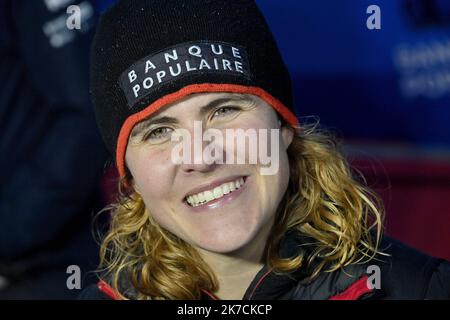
{"left": 211, "top": 44, "right": 223, "bottom": 55}
{"left": 235, "top": 61, "right": 243, "bottom": 73}
{"left": 199, "top": 59, "right": 212, "bottom": 70}
{"left": 213, "top": 58, "right": 219, "bottom": 70}
{"left": 169, "top": 64, "right": 182, "bottom": 76}
{"left": 156, "top": 70, "right": 166, "bottom": 83}
{"left": 188, "top": 45, "right": 202, "bottom": 58}
{"left": 119, "top": 41, "right": 252, "bottom": 109}
{"left": 232, "top": 47, "right": 242, "bottom": 59}
{"left": 164, "top": 49, "right": 179, "bottom": 63}
{"left": 222, "top": 59, "right": 232, "bottom": 71}
{"left": 128, "top": 70, "right": 137, "bottom": 83}
{"left": 145, "top": 60, "right": 156, "bottom": 73}
{"left": 185, "top": 60, "right": 197, "bottom": 72}
{"left": 142, "top": 77, "right": 154, "bottom": 89}
{"left": 132, "top": 84, "right": 141, "bottom": 97}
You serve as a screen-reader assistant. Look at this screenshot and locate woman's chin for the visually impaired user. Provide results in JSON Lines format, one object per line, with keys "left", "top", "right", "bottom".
{"left": 192, "top": 231, "right": 255, "bottom": 254}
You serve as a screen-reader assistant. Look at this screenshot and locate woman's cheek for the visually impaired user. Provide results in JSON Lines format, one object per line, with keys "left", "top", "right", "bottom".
{"left": 134, "top": 149, "right": 174, "bottom": 198}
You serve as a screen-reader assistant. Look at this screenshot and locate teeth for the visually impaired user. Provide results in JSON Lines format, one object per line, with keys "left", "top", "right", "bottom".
{"left": 204, "top": 190, "right": 214, "bottom": 202}
{"left": 186, "top": 177, "right": 246, "bottom": 207}
{"left": 213, "top": 187, "right": 223, "bottom": 199}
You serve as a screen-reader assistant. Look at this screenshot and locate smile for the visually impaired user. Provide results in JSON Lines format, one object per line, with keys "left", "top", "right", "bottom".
{"left": 184, "top": 176, "right": 247, "bottom": 207}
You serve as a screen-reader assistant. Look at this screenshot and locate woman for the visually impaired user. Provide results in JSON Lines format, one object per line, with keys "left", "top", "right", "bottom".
{"left": 81, "top": 0, "right": 450, "bottom": 300}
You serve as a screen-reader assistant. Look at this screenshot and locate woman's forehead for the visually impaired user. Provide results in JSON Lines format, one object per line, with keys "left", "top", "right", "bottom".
{"left": 158, "top": 92, "right": 255, "bottom": 114}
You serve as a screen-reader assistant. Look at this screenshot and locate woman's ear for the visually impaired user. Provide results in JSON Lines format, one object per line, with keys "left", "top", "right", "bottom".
{"left": 279, "top": 120, "right": 294, "bottom": 149}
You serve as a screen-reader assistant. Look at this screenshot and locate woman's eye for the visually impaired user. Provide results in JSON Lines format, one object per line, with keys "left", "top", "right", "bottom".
{"left": 144, "top": 127, "right": 173, "bottom": 141}
{"left": 212, "top": 106, "right": 240, "bottom": 118}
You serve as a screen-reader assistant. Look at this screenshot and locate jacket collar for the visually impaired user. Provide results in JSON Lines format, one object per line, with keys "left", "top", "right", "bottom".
{"left": 201, "top": 228, "right": 312, "bottom": 300}
{"left": 202, "top": 229, "right": 374, "bottom": 300}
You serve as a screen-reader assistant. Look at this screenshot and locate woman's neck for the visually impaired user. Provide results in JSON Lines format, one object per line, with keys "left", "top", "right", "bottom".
{"left": 196, "top": 220, "right": 274, "bottom": 299}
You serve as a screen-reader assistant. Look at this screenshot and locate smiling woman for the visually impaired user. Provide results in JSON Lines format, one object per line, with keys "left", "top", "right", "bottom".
{"left": 97, "top": 108, "right": 384, "bottom": 300}
{"left": 81, "top": 0, "right": 450, "bottom": 300}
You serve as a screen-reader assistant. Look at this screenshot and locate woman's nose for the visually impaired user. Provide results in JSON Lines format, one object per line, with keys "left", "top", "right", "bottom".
{"left": 177, "top": 130, "right": 225, "bottom": 174}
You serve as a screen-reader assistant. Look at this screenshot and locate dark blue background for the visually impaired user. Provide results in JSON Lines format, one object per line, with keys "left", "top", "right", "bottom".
{"left": 256, "top": 0, "right": 450, "bottom": 149}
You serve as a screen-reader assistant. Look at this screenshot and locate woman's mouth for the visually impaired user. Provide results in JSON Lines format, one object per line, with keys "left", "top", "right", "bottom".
{"left": 184, "top": 176, "right": 248, "bottom": 208}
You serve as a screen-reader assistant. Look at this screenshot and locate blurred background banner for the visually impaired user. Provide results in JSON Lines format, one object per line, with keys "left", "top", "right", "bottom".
{"left": 0, "top": 0, "right": 107, "bottom": 298}
{"left": 258, "top": 0, "right": 450, "bottom": 148}
{"left": 256, "top": 0, "right": 450, "bottom": 260}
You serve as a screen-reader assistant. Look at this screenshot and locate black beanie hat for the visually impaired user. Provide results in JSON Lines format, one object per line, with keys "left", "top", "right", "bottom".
{"left": 91, "top": 0, "right": 299, "bottom": 180}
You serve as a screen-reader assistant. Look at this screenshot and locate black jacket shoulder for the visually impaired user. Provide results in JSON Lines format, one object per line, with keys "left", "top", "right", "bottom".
{"left": 77, "top": 236, "right": 450, "bottom": 300}
{"left": 375, "top": 237, "right": 450, "bottom": 299}
{"left": 78, "top": 284, "right": 112, "bottom": 300}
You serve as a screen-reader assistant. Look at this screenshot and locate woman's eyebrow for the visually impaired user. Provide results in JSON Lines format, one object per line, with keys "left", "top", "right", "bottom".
{"left": 130, "top": 96, "right": 253, "bottom": 137}
{"left": 198, "top": 96, "right": 253, "bottom": 117}
{"left": 131, "top": 116, "right": 178, "bottom": 137}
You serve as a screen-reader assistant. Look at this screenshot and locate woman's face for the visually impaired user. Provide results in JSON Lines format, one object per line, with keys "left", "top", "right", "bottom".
{"left": 125, "top": 92, "right": 293, "bottom": 253}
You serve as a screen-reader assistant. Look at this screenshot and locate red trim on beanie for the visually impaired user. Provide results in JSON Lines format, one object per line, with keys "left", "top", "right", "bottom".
{"left": 116, "top": 83, "right": 299, "bottom": 182}
{"left": 328, "top": 276, "right": 373, "bottom": 300}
